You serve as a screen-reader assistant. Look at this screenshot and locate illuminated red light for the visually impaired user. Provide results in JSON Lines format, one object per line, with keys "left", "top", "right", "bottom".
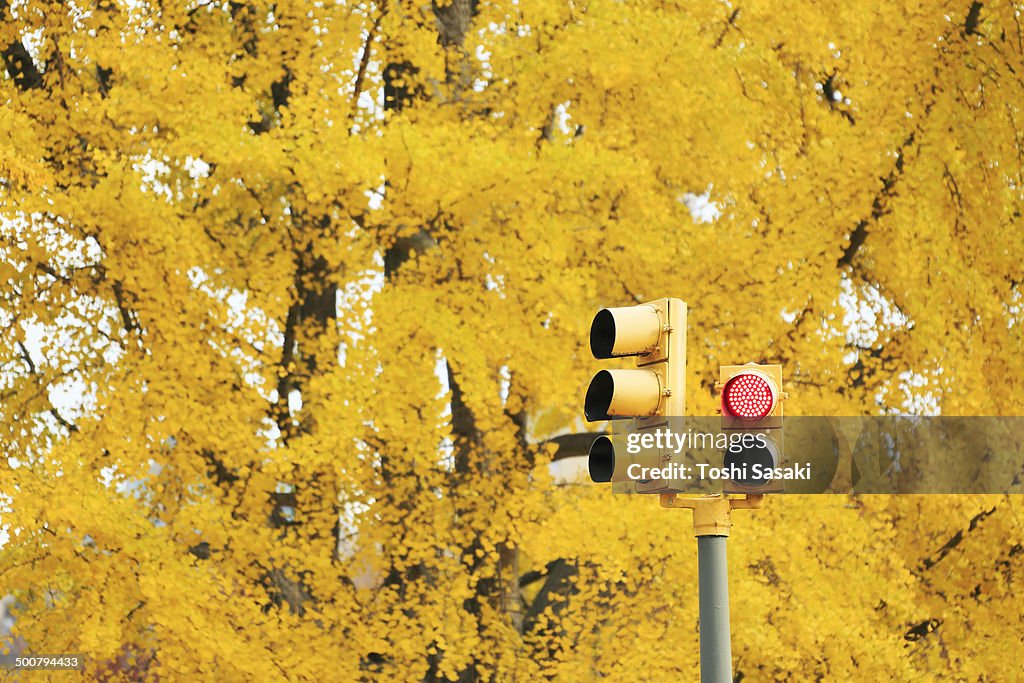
{"left": 722, "top": 372, "right": 777, "bottom": 420}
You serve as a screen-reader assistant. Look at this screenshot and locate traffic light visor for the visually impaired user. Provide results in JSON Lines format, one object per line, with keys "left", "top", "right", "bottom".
{"left": 584, "top": 369, "right": 662, "bottom": 421}
{"left": 589, "top": 305, "right": 662, "bottom": 358}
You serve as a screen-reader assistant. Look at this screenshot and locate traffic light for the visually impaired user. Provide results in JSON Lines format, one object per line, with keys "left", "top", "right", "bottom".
{"left": 718, "top": 363, "right": 784, "bottom": 494}
{"left": 585, "top": 298, "right": 687, "bottom": 492}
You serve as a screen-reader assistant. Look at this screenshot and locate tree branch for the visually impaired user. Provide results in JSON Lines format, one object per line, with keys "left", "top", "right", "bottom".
{"left": 350, "top": 4, "right": 386, "bottom": 125}
{"left": 522, "top": 558, "right": 578, "bottom": 634}
{"left": 1, "top": 23, "right": 43, "bottom": 91}
{"left": 544, "top": 432, "right": 599, "bottom": 461}
{"left": 918, "top": 506, "right": 997, "bottom": 572}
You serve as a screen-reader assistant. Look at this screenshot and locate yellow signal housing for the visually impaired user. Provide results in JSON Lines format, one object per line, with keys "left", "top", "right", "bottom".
{"left": 585, "top": 298, "right": 686, "bottom": 424}
{"left": 586, "top": 298, "right": 687, "bottom": 493}
{"left": 718, "top": 363, "right": 785, "bottom": 495}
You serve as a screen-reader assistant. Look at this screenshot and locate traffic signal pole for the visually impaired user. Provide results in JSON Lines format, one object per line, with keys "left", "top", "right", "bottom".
{"left": 662, "top": 493, "right": 763, "bottom": 683}
{"left": 698, "top": 535, "right": 731, "bottom": 683}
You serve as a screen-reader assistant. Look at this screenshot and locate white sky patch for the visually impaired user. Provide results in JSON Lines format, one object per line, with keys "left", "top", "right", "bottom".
{"left": 19, "top": 26, "right": 45, "bottom": 63}
{"left": 287, "top": 389, "right": 303, "bottom": 415}
{"left": 258, "top": 416, "right": 282, "bottom": 450}
{"left": 473, "top": 42, "right": 493, "bottom": 93}
{"left": 336, "top": 257, "right": 385, "bottom": 366}
{"left": 838, "top": 274, "right": 910, "bottom": 348}
{"left": 498, "top": 364, "right": 511, "bottom": 404}
{"left": 133, "top": 153, "right": 174, "bottom": 201}
{"left": 880, "top": 430, "right": 901, "bottom": 472}
{"left": 548, "top": 455, "right": 587, "bottom": 484}
{"left": 1004, "top": 286, "right": 1022, "bottom": 328}
{"left": 435, "top": 353, "right": 450, "bottom": 401}
{"left": 47, "top": 377, "right": 99, "bottom": 422}
{"left": 355, "top": 87, "right": 381, "bottom": 124}
{"left": 435, "top": 351, "right": 454, "bottom": 470}
{"left": 889, "top": 369, "right": 943, "bottom": 416}
{"left": 678, "top": 186, "right": 722, "bottom": 224}
{"left": 0, "top": 491, "right": 11, "bottom": 550}
{"left": 484, "top": 271, "right": 506, "bottom": 296}
{"left": 553, "top": 101, "right": 573, "bottom": 135}
{"left": 183, "top": 156, "right": 211, "bottom": 180}
{"left": 835, "top": 274, "right": 944, "bottom": 414}
{"left": 365, "top": 179, "right": 386, "bottom": 211}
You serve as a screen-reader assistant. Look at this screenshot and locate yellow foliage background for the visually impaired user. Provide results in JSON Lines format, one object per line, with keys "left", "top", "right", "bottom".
{"left": 1, "top": 0, "right": 1023, "bottom": 680}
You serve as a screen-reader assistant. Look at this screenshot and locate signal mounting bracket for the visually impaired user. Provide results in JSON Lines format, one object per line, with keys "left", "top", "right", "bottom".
{"left": 634, "top": 300, "right": 672, "bottom": 367}
{"left": 659, "top": 493, "right": 764, "bottom": 537}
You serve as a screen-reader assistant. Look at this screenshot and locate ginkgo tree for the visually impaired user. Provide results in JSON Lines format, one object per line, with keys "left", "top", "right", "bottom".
{"left": 1, "top": 0, "right": 1023, "bottom": 680}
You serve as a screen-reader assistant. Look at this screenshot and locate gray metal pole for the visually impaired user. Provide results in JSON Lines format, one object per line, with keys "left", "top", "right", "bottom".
{"left": 697, "top": 535, "right": 731, "bottom": 683}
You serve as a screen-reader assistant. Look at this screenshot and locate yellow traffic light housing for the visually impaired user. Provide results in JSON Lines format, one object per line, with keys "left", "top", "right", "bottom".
{"left": 585, "top": 299, "right": 686, "bottom": 423}
{"left": 718, "top": 363, "right": 785, "bottom": 494}
{"left": 586, "top": 298, "right": 686, "bottom": 492}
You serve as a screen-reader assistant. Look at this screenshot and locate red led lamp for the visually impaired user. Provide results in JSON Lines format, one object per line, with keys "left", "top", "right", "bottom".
{"left": 721, "top": 371, "right": 778, "bottom": 420}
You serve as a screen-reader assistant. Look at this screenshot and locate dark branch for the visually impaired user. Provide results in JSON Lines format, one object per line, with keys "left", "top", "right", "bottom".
{"left": 918, "top": 506, "right": 996, "bottom": 572}
{"left": 838, "top": 132, "right": 915, "bottom": 268}
{"left": 1, "top": 38, "right": 43, "bottom": 91}
{"left": 544, "top": 432, "right": 598, "bottom": 461}
{"left": 522, "top": 558, "right": 578, "bottom": 634}
{"left": 16, "top": 341, "right": 35, "bottom": 374}
{"left": 964, "top": 1, "right": 983, "bottom": 36}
